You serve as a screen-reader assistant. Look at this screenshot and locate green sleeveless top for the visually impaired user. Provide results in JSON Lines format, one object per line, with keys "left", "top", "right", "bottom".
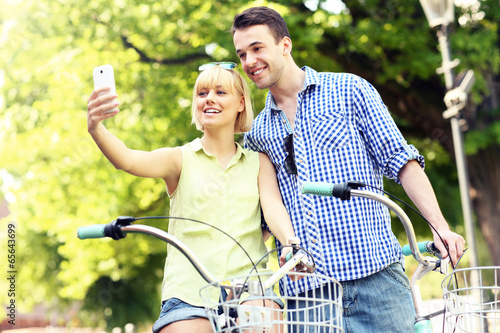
{"left": 161, "top": 138, "right": 269, "bottom": 306}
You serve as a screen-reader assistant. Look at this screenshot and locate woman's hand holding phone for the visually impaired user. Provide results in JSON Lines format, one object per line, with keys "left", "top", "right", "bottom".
{"left": 88, "top": 65, "right": 120, "bottom": 133}
{"left": 92, "top": 64, "right": 119, "bottom": 114}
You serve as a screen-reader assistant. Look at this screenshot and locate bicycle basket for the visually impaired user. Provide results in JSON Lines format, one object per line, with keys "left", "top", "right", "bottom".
{"left": 442, "top": 266, "right": 500, "bottom": 333}
{"left": 200, "top": 271, "right": 343, "bottom": 332}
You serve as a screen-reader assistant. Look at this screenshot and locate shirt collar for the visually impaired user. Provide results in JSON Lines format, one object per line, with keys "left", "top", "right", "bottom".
{"left": 191, "top": 137, "right": 204, "bottom": 152}
{"left": 265, "top": 66, "right": 320, "bottom": 113}
{"left": 191, "top": 137, "right": 248, "bottom": 159}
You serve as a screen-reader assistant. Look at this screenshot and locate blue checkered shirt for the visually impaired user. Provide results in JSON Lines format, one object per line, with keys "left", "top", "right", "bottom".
{"left": 245, "top": 67, "right": 424, "bottom": 295}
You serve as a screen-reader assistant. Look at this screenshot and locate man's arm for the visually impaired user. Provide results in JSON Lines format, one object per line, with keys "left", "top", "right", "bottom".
{"left": 398, "top": 160, "right": 466, "bottom": 265}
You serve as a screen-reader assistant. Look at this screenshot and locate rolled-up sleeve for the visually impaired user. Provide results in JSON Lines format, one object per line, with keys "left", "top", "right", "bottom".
{"left": 353, "top": 76, "right": 425, "bottom": 184}
{"left": 385, "top": 140, "right": 425, "bottom": 184}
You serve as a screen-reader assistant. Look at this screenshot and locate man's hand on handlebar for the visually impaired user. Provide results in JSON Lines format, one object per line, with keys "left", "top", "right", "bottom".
{"left": 432, "top": 228, "right": 466, "bottom": 267}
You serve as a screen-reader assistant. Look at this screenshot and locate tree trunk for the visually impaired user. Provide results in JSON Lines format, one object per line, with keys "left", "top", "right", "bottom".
{"left": 469, "top": 146, "right": 500, "bottom": 267}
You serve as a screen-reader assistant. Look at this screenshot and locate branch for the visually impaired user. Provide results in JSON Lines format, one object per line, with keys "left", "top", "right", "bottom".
{"left": 92, "top": 14, "right": 209, "bottom": 65}
{"left": 120, "top": 35, "right": 209, "bottom": 65}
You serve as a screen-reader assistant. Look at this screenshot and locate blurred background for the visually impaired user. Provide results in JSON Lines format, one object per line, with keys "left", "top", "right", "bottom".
{"left": 1, "top": 0, "right": 499, "bottom": 331}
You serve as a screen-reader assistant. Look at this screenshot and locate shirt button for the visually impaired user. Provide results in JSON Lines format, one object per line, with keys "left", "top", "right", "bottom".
{"left": 298, "top": 159, "right": 303, "bottom": 164}
{"left": 307, "top": 211, "right": 313, "bottom": 216}
{"left": 312, "top": 239, "right": 317, "bottom": 244}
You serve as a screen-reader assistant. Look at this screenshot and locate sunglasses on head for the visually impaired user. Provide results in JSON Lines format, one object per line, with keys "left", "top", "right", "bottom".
{"left": 198, "top": 62, "right": 237, "bottom": 72}
{"left": 283, "top": 134, "right": 297, "bottom": 175}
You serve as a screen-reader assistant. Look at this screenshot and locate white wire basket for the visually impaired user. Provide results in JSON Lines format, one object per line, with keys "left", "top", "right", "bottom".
{"left": 200, "top": 271, "right": 344, "bottom": 332}
{"left": 442, "top": 266, "right": 500, "bottom": 332}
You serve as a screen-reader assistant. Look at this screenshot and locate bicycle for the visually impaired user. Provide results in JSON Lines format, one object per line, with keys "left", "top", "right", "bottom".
{"left": 78, "top": 180, "right": 447, "bottom": 333}
{"left": 78, "top": 181, "right": 498, "bottom": 332}
{"left": 77, "top": 216, "right": 344, "bottom": 332}
{"left": 300, "top": 180, "right": 453, "bottom": 333}
{"left": 301, "top": 180, "right": 500, "bottom": 333}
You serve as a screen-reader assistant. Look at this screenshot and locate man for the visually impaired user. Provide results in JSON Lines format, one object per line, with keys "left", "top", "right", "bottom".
{"left": 231, "top": 6, "right": 466, "bottom": 332}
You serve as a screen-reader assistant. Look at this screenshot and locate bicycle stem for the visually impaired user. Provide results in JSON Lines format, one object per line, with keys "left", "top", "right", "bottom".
{"left": 260, "top": 251, "right": 311, "bottom": 290}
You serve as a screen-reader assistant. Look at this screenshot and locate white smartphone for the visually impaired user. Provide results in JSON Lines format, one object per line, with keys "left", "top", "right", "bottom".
{"left": 93, "top": 64, "right": 118, "bottom": 113}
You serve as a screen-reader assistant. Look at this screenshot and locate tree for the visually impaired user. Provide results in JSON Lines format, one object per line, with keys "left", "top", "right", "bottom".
{"left": 1, "top": 0, "right": 498, "bottom": 329}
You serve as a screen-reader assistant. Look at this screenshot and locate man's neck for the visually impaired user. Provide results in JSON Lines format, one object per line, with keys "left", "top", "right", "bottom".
{"left": 269, "top": 64, "right": 305, "bottom": 107}
{"left": 269, "top": 64, "right": 305, "bottom": 129}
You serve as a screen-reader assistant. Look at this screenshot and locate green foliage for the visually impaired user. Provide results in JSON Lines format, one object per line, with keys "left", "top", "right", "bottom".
{"left": 1, "top": 0, "right": 499, "bottom": 329}
{"left": 465, "top": 111, "right": 500, "bottom": 154}
{"left": 388, "top": 137, "right": 463, "bottom": 240}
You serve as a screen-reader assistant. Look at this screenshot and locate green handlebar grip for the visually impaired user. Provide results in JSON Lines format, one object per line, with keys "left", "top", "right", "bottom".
{"left": 402, "top": 241, "right": 431, "bottom": 257}
{"left": 414, "top": 319, "right": 433, "bottom": 332}
{"left": 77, "top": 224, "right": 106, "bottom": 239}
{"left": 301, "top": 181, "right": 334, "bottom": 196}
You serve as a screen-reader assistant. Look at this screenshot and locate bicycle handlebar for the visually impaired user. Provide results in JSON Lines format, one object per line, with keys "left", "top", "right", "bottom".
{"left": 402, "top": 241, "right": 442, "bottom": 259}
{"left": 301, "top": 181, "right": 431, "bottom": 266}
{"left": 77, "top": 217, "right": 313, "bottom": 294}
{"left": 299, "top": 181, "right": 366, "bottom": 200}
{"left": 78, "top": 220, "right": 219, "bottom": 284}
{"left": 77, "top": 224, "right": 106, "bottom": 239}
{"left": 302, "top": 180, "right": 449, "bottom": 327}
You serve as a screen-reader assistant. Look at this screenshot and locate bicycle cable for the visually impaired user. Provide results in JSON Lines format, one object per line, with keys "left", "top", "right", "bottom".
{"left": 364, "top": 184, "right": 470, "bottom": 332}
{"left": 362, "top": 184, "right": 460, "bottom": 270}
{"left": 132, "top": 216, "right": 260, "bottom": 277}
{"left": 134, "top": 217, "right": 318, "bottom": 310}
{"left": 442, "top": 248, "right": 469, "bottom": 333}
{"left": 132, "top": 215, "right": 281, "bottom": 313}
{"left": 110, "top": 215, "right": 267, "bottom": 327}
{"left": 365, "top": 186, "right": 469, "bottom": 283}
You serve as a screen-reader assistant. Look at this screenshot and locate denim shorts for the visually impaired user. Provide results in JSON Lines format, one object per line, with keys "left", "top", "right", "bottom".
{"left": 341, "top": 262, "right": 415, "bottom": 332}
{"left": 152, "top": 298, "right": 208, "bottom": 333}
{"left": 152, "top": 289, "right": 284, "bottom": 333}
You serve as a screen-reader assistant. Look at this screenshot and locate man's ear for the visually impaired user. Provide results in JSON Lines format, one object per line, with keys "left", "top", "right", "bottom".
{"left": 282, "top": 36, "right": 292, "bottom": 56}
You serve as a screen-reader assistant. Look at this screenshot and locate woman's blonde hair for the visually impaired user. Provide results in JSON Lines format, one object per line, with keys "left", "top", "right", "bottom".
{"left": 191, "top": 65, "right": 254, "bottom": 133}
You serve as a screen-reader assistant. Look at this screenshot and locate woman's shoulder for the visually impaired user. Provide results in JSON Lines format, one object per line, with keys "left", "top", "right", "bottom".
{"left": 237, "top": 142, "right": 259, "bottom": 158}
{"left": 180, "top": 138, "right": 202, "bottom": 152}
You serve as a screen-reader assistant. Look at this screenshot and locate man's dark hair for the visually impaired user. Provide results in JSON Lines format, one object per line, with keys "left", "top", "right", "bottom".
{"left": 231, "top": 6, "right": 290, "bottom": 44}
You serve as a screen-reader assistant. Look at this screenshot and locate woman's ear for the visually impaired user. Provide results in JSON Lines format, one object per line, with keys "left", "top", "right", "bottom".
{"left": 238, "top": 96, "right": 245, "bottom": 112}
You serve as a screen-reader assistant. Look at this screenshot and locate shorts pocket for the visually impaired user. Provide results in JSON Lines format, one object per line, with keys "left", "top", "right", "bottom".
{"left": 160, "top": 298, "right": 183, "bottom": 315}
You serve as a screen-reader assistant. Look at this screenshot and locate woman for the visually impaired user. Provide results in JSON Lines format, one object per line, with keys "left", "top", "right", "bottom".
{"left": 87, "top": 62, "right": 296, "bottom": 333}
